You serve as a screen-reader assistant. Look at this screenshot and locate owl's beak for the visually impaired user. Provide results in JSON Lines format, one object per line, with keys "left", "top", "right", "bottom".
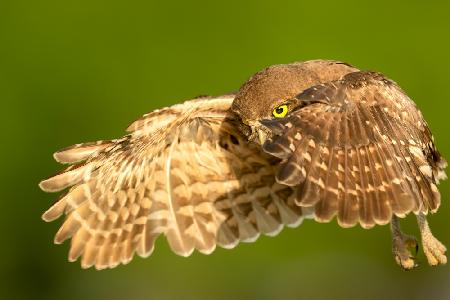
{"left": 235, "top": 114, "right": 271, "bottom": 145}
{"left": 245, "top": 120, "right": 270, "bottom": 145}
{"left": 256, "top": 129, "right": 268, "bottom": 145}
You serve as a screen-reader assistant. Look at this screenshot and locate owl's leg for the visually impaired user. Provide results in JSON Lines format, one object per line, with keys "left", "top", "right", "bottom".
{"left": 391, "top": 216, "right": 419, "bottom": 270}
{"left": 416, "top": 212, "right": 447, "bottom": 266}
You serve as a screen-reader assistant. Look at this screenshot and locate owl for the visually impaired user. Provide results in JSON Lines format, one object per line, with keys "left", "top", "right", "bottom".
{"left": 40, "top": 60, "right": 447, "bottom": 270}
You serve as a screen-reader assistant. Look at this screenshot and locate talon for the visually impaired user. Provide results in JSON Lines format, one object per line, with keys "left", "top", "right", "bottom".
{"left": 395, "top": 256, "right": 418, "bottom": 270}
{"left": 392, "top": 234, "right": 419, "bottom": 270}
{"left": 422, "top": 235, "right": 447, "bottom": 266}
{"left": 417, "top": 213, "right": 447, "bottom": 267}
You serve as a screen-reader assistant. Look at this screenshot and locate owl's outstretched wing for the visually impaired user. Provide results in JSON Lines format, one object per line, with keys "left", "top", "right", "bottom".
{"left": 261, "top": 71, "right": 447, "bottom": 228}
{"left": 40, "top": 95, "right": 307, "bottom": 269}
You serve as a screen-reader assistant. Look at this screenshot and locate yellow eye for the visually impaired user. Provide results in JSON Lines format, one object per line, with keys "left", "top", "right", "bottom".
{"left": 272, "top": 104, "right": 288, "bottom": 118}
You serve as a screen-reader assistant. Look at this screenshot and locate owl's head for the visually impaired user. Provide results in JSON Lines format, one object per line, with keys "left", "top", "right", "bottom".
{"left": 231, "top": 60, "right": 357, "bottom": 143}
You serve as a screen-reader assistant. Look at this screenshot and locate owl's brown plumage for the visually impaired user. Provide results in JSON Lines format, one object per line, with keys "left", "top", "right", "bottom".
{"left": 260, "top": 71, "right": 445, "bottom": 227}
{"left": 231, "top": 60, "right": 358, "bottom": 121}
{"left": 40, "top": 95, "right": 309, "bottom": 269}
{"left": 40, "top": 60, "right": 447, "bottom": 270}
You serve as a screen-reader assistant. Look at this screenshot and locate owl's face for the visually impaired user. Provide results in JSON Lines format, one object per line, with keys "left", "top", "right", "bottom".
{"left": 231, "top": 60, "right": 357, "bottom": 144}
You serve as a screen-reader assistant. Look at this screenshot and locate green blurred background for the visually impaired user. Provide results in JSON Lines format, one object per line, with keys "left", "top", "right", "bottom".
{"left": 1, "top": 0, "right": 450, "bottom": 299}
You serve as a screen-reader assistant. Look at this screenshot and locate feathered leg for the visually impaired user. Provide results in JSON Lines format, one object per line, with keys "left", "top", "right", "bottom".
{"left": 416, "top": 212, "right": 447, "bottom": 266}
{"left": 391, "top": 216, "right": 418, "bottom": 270}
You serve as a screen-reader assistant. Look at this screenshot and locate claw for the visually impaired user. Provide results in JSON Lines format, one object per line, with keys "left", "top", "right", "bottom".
{"left": 422, "top": 234, "right": 447, "bottom": 266}
{"left": 417, "top": 213, "right": 447, "bottom": 267}
{"left": 392, "top": 234, "right": 419, "bottom": 270}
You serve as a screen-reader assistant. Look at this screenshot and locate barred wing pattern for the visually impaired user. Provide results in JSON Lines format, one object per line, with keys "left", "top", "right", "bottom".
{"left": 40, "top": 95, "right": 307, "bottom": 269}
{"left": 262, "top": 72, "right": 447, "bottom": 228}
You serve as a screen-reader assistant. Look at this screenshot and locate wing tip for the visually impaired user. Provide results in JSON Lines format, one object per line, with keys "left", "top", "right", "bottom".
{"left": 54, "top": 237, "right": 64, "bottom": 245}
{"left": 39, "top": 175, "right": 71, "bottom": 193}
{"left": 39, "top": 178, "right": 56, "bottom": 193}
{"left": 53, "top": 151, "right": 69, "bottom": 164}
{"left": 41, "top": 210, "right": 57, "bottom": 222}
{"left": 174, "top": 248, "right": 195, "bottom": 258}
{"left": 52, "top": 141, "right": 112, "bottom": 164}
{"left": 41, "top": 200, "right": 65, "bottom": 222}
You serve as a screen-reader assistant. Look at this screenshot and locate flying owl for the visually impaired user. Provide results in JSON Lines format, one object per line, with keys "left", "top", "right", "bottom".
{"left": 40, "top": 60, "right": 447, "bottom": 270}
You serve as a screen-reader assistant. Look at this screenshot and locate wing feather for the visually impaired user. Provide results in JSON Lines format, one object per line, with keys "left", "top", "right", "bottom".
{"left": 40, "top": 95, "right": 309, "bottom": 269}
{"left": 261, "top": 71, "right": 446, "bottom": 228}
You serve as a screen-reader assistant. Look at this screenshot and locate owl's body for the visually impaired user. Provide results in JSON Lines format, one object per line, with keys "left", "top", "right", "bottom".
{"left": 40, "top": 60, "right": 447, "bottom": 270}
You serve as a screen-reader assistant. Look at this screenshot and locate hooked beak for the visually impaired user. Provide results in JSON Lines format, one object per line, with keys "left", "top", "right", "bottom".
{"left": 232, "top": 111, "right": 272, "bottom": 145}
{"left": 256, "top": 129, "right": 268, "bottom": 145}
{"left": 245, "top": 120, "right": 270, "bottom": 145}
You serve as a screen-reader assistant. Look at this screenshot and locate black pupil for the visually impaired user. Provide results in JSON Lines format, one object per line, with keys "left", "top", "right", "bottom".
{"left": 275, "top": 107, "right": 284, "bottom": 114}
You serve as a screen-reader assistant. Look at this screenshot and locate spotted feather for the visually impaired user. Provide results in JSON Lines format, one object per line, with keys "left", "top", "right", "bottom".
{"left": 261, "top": 71, "right": 446, "bottom": 228}
{"left": 40, "top": 95, "right": 308, "bottom": 269}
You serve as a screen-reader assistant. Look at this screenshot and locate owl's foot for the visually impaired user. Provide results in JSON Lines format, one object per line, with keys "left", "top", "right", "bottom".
{"left": 417, "top": 213, "right": 447, "bottom": 266}
{"left": 391, "top": 216, "right": 419, "bottom": 270}
{"left": 392, "top": 235, "right": 419, "bottom": 270}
